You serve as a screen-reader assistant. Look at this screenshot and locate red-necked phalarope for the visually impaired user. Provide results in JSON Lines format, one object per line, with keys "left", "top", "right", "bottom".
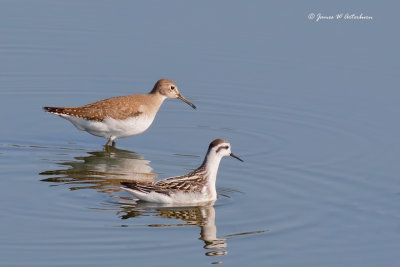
{"left": 121, "top": 139, "right": 243, "bottom": 204}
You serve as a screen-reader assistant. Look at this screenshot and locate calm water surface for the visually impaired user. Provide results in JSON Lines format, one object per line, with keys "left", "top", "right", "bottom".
{"left": 1, "top": 1, "right": 399, "bottom": 266}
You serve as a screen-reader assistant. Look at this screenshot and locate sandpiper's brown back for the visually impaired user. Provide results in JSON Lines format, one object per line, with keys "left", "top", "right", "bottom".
{"left": 43, "top": 94, "right": 152, "bottom": 121}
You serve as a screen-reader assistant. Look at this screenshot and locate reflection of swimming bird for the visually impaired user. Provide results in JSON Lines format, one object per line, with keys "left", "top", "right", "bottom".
{"left": 43, "top": 79, "right": 196, "bottom": 146}
{"left": 121, "top": 139, "right": 243, "bottom": 204}
{"left": 152, "top": 205, "right": 227, "bottom": 255}
{"left": 118, "top": 203, "right": 227, "bottom": 260}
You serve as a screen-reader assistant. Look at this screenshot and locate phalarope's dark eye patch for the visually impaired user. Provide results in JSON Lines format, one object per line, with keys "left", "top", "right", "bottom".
{"left": 216, "top": 145, "right": 229, "bottom": 153}
{"left": 170, "top": 85, "right": 175, "bottom": 90}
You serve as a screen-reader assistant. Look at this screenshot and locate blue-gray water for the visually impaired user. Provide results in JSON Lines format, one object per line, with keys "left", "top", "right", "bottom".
{"left": 1, "top": 1, "right": 399, "bottom": 266}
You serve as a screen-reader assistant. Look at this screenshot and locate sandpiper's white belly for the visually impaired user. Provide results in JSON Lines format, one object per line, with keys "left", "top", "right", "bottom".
{"left": 62, "top": 114, "right": 155, "bottom": 140}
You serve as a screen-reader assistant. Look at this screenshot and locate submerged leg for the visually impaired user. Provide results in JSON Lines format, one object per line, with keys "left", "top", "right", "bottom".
{"left": 105, "top": 137, "right": 112, "bottom": 147}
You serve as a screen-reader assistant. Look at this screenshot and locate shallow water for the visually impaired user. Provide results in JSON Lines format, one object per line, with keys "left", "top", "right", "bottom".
{"left": 1, "top": 1, "right": 399, "bottom": 266}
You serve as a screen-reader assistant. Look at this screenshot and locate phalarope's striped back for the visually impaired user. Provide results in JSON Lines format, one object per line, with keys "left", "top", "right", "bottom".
{"left": 121, "top": 139, "right": 243, "bottom": 205}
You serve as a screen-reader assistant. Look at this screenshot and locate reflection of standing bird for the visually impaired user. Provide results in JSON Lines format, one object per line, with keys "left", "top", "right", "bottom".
{"left": 39, "top": 146, "right": 157, "bottom": 193}
{"left": 121, "top": 139, "right": 243, "bottom": 204}
{"left": 43, "top": 79, "right": 196, "bottom": 146}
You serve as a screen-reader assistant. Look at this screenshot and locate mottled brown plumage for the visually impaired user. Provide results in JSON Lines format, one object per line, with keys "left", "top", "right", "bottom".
{"left": 44, "top": 94, "right": 153, "bottom": 121}
{"left": 43, "top": 79, "right": 187, "bottom": 121}
{"left": 43, "top": 79, "right": 196, "bottom": 146}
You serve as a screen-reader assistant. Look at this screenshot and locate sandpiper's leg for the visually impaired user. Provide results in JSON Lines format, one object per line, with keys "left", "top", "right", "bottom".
{"left": 105, "top": 137, "right": 112, "bottom": 147}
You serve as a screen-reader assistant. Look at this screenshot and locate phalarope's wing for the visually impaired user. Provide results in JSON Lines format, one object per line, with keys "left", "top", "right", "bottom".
{"left": 121, "top": 181, "right": 173, "bottom": 195}
{"left": 121, "top": 176, "right": 204, "bottom": 195}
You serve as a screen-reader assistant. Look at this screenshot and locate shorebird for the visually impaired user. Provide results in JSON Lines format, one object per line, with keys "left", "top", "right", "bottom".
{"left": 43, "top": 79, "right": 196, "bottom": 146}
{"left": 121, "top": 139, "right": 243, "bottom": 204}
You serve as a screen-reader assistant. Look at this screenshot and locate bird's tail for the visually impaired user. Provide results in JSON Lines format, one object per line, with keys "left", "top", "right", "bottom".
{"left": 43, "top": 106, "right": 66, "bottom": 115}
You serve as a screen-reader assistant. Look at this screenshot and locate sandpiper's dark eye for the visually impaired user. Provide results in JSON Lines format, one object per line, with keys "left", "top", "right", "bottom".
{"left": 169, "top": 85, "right": 175, "bottom": 90}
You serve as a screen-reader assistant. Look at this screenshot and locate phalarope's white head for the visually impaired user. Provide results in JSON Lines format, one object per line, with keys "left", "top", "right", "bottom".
{"left": 43, "top": 79, "right": 196, "bottom": 146}
{"left": 121, "top": 139, "right": 243, "bottom": 205}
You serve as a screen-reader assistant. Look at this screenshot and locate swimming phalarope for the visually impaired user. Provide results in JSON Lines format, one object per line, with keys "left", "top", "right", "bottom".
{"left": 121, "top": 139, "right": 243, "bottom": 204}
{"left": 43, "top": 79, "right": 196, "bottom": 146}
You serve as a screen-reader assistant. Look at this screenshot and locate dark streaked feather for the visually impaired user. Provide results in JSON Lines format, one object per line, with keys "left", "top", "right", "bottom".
{"left": 121, "top": 167, "right": 207, "bottom": 195}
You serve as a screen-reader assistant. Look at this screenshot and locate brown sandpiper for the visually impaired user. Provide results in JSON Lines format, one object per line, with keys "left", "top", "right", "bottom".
{"left": 43, "top": 79, "right": 196, "bottom": 146}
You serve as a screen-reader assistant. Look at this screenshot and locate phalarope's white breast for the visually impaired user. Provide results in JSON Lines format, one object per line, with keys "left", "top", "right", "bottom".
{"left": 121, "top": 139, "right": 243, "bottom": 204}
{"left": 43, "top": 79, "right": 196, "bottom": 146}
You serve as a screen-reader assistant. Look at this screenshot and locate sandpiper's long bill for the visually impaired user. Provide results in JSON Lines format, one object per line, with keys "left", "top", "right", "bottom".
{"left": 43, "top": 79, "right": 196, "bottom": 146}
{"left": 121, "top": 139, "right": 243, "bottom": 205}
